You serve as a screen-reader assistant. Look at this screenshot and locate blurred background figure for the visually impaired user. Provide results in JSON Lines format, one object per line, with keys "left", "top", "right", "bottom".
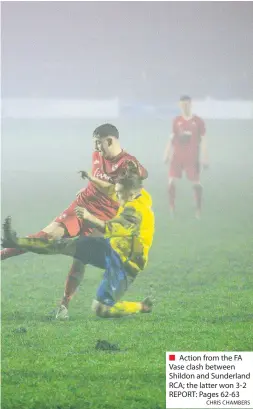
{"left": 164, "top": 96, "right": 208, "bottom": 219}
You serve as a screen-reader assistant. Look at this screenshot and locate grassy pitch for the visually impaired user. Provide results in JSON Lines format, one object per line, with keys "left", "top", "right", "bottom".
{"left": 1, "top": 160, "right": 253, "bottom": 409}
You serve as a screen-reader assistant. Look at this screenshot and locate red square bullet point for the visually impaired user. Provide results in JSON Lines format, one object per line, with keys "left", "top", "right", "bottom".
{"left": 169, "top": 354, "right": 176, "bottom": 361}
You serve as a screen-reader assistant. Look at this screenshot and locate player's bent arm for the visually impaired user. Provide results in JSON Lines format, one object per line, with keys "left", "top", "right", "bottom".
{"left": 105, "top": 207, "right": 142, "bottom": 237}
{"left": 75, "top": 205, "right": 142, "bottom": 237}
{"left": 89, "top": 174, "right": 115, "bottom": 195}
{"left": 75, "top": 207, "right": 106, "bottom": 233}
{"left": 79, "top": 171, "right": 115, "bottom": 195}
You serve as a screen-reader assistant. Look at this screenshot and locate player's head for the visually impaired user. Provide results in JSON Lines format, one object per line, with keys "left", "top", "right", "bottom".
{"left": 115, "top": 173, "right": 143, "bottom": 205}
{"left": 93, "top": 123, "right": 120, "bottom": 159}
{"left": 179, "top": 95, "right": 192, "bottom": 117}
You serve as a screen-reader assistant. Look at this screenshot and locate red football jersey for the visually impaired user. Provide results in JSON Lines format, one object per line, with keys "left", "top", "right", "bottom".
{"left": 76, "top": 150, "right": 147, "bottom": 219}
{"left": 172, "top": 115, "right": 206, "bottom": 162}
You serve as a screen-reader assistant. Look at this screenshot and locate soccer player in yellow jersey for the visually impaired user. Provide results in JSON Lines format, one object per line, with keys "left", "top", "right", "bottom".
{"left": 2, "top": 173, "right": 155, "bottom": 318}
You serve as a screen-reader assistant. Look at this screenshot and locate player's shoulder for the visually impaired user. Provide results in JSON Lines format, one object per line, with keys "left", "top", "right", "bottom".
{"left": 122, "top": 191, "right": 153, "bottom": 221}
{"left": 133, "top": 189, "right": 153, "bottom": 210}
{"left": 133, "top": 191, "right": 154, "bottom": 223}
{"left": 115, "top": 151, "right": 138, "bottom": 166}
{"left": 120, "top": 151, "right": 137, "bottom": 161}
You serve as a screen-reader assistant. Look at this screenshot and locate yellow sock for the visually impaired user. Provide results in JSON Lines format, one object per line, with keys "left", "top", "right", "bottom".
{"left": 107, "top": 301, "right": 142, "bottom": 317}
{"left": 17, "top": 237, "right": 53, "bottom": 254}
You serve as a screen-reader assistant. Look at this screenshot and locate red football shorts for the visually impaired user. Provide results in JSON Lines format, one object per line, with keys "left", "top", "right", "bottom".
{"left": 54, "top": 199, "right": 115, "bottom": 237}
{"left": 169, "top": 160, "right": 200, "bottom": 182}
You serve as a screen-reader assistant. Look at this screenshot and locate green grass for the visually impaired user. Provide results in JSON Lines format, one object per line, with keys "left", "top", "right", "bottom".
{"left": 1, "top": 164, "right": 253, "bottom": 409}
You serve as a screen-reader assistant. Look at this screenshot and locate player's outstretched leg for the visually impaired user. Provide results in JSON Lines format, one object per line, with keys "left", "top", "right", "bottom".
{"left": 192, "top": 183, "right": 203, "bottom": 219}
{"left": 3, "top": 228, "right": 81, "bottom": 322}
{"left": 1, "top": 220, "right": 66, "bottom": 260}
{"left": 2, "top": 217, "right": 77, "bottom": 257}
{"left": 1, "top": 230, "right": 51, "bottom": 260}
{"left": 92, "top": 297, "right": 153, "bottom": 318}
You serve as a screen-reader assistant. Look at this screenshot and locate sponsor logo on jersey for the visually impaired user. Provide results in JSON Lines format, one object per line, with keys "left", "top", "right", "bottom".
{"left": 94, "top": 168, "right": 112, "bottom": 182}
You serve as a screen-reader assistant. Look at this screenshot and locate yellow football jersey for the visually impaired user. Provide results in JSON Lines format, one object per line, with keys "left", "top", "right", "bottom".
{"left": 104, "top": 189, "right": 155, "bottom": 275}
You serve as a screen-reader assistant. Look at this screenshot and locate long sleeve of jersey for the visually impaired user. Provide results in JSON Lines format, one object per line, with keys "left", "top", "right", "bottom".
{"left": 104, "top": 206, "right": 142, "bottom": 238}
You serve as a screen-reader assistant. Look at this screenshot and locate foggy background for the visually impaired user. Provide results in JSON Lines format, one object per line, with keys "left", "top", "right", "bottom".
{"left": 2, "top": 1, "right": 253, "bottom": 100}
{"left": 1, "top": 1, "right": 253, "bottom": 224}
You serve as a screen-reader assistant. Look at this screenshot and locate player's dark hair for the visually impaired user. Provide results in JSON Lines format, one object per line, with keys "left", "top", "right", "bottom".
{"left": 117, "top": 173, "right": 143, "bottom": 191}
{"left": 180, "top": 95, "right": 191, "bottom": 101}
{"left": 93, "top": 124, "right": 119, "bottom": 139}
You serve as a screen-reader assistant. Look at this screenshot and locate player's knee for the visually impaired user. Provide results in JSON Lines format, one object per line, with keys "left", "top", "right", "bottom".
{"left": 50, "top": 238, "right": 74, "bottom": 255}
{"left": 42, "top": 222, "right": 66, "bottom": 238}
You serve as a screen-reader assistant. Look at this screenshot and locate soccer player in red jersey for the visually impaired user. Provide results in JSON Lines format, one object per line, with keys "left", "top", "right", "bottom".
{"left": 1, "top": 123, "right": 148, "bottom": 319}
{"left": 164, "top": 96, "right": 209, "bottom": 219}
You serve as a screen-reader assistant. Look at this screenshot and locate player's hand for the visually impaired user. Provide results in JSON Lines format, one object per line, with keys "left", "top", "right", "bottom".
{"left": 127, "top": 160, "right": 139, "bottom": 172}
{"left": 122, "top": 160, "right": 140, "bottom": 177}
{"left": 78, "top": 170, "right": 91, "bottom": 180}
{"left": 75, "top": 206, "right": 91, "bottom": 221}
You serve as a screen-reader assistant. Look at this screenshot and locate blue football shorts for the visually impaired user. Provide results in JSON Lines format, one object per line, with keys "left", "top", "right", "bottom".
{"left": 74, "top": 236, "right": 134, "bottom": 306}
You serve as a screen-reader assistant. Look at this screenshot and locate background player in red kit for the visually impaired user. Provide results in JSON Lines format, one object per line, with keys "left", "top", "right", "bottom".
{"left": 1, "top": 123, "right": 148, "bottom": 319}
{"left": 164, "top": 96, "right": 209, "bottom": 219}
